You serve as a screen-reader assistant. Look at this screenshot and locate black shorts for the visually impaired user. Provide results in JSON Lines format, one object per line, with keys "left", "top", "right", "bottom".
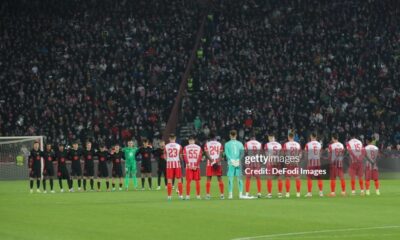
{"left": 29, "top": 166, "right": 41, "bottom": 178}
{"left": 112, "top": 165, "right": 123, "bottom": 178}
{"left": 98, "top": 164, "right": 109, "bottom": 178}
{"left": 57, "top": 166, "right": 70, "bottom": 179}
{"left": 70, "top": 164, "right": 82, "bottom": 177}
{"left": 43, "top": 166, "right": 55, "bottom": 177}
{"left": 141, "top": 162, "right": 152, "bottom": 173}
{"left": 84, "top": 165, "right": 95, "bottom": 177}
{"left": 157, "top": 162, "right": 166, "bottom": 173}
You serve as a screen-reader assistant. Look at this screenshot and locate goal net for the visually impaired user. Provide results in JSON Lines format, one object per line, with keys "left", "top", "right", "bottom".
{"left": 0, "top": 136, "right": 44, "bottom": 180}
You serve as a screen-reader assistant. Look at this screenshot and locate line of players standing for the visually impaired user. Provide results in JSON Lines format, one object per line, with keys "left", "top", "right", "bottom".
{"left": 28, "top": 130, "right": 381, "bottom": 199}
{"left": 28, "top": 139, "right": 163, "bottom": 193}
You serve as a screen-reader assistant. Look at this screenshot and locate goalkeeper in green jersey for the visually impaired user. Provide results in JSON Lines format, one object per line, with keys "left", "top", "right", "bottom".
{"left": 122, "top": 140, "right": 139, "bottom": 190}
{"left": 224, "top": 130, "right": 245, "bottom": 199}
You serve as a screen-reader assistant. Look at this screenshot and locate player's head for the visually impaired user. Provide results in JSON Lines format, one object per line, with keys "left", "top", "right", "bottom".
{"left": 169, "top": 133, "right": 176, "bottom": 143}
{"left": 366, "top": 136, "right": 374, "bottom": 145}
{"left": 229, "top": 130, "right": 237, "bottom": 140}
{"left": 188, "top": 135, "right": 195, "bottom": 145}
{"left": 114, "top": 144, "right": 120, "bottom": 152}
{"left": 58, "top": 143, "right": 64, "bottom": 151}
{"left": 33, "top": 141, "right": 39, "bottom": 150}
{"left": 86, "top": 141, "right": 92, "bottom": 150}
{"left": 331, "top": 133, "right": 339, "bottom": 142}
{"left": 209, "top": 132, "right": 216, "bottom": 140}
{"left": 349, "top": 130, "right": 357, "bottom": 139}
{"left": 268, "top": 133, "right": 275, "bottom": 142}
{"left": 310, "top": 132, "right": 317, "bottom": 141}
{"left": 249, "top": 133, "right": 256, "bottom": 140}
{"left": 128, "top": 140, "right": 134, "bottom": 147}
{"left": 160, "top": 140, "right": 165, "bottom": 148}
{"left": 45, "top": 143, "right": 52, "bottom": 151}
{"left": 288, "top": 132, "right": 294, "bottom": 141}
{"left": 72, "top": 141, "right": 78, "bottom": 150}
{"left": 142, "top": 138, "right": 149, "bottom": 147}
{"left": 99, "top": 144, "right": 106, "bottom": 151}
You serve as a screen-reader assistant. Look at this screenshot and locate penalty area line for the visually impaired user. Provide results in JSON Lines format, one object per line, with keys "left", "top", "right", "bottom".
{"left": 231, "top": 225, "right": 400, "bottom": 240}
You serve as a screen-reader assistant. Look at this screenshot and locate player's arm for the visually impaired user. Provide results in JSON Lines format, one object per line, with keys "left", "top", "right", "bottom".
{"left": 204, "top": 144, "right": 212, "bottom": 161}
{"left": 182, "top": 147, "right": 188, "bottom": 165}
{"left": 217, "top": 145, "right": 224, "bottom": 163}
{"left": 28, "top": 150, "right": 33, "bottom": 170}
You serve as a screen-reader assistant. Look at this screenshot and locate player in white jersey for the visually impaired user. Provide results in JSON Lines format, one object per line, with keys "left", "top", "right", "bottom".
{"left": 183, "top": 136, "right": 203, "bottom": 200}
{"left": 304, "top": 132, "right": 323, "bottom": 197}
{"left": 346, "top": 132, "right": 366, "bottom": 196}
{"left": 328, "top": 133, "right": 346, "bottom": 197}
{"left": 203, "top": 133, "right": 224, "bottom": 199}
{"left": 282, "top": 132, "right": 302, "bottom": 198}
{"left": 364, "top": 137, "right": 380, "bottom": 196}
{"left": 244, "top": 135, "right": 262, "bottom": 198}
{"left": 164, "top": 134, "right": 183, "bottom": 200}
{"left": 264, "top": 133, "right": 283, "bottom": 198}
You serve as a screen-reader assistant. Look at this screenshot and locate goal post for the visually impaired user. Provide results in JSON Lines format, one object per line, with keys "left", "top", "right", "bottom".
{"left": 0, "top": 136, "right": 44, "bottom": 180}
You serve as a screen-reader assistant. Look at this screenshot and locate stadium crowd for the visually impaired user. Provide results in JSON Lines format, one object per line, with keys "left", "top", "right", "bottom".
{"left": 183, "top": 0, "right": 400, "bottom": 148}
{"left": 0, "top": 0, "right": 201, "bottom": 146}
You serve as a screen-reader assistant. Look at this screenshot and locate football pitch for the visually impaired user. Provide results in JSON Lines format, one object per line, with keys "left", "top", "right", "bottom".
{"left": 1, "top": 179, "right": 399, "bottom": 240}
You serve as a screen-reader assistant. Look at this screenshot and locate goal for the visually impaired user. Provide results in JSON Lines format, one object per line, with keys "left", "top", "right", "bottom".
{"left": 0, "top": 136, "right": 44, "bottom": 180}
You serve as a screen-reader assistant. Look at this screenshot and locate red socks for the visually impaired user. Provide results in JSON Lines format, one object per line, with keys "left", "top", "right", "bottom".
{"left": 318, "top": 179, "right": 323, "bottom": 191}
{"left": 218, "top": 181, "right": 224, "bottom": 194}
{"left": 366, "top": 180, "right": 370, "bottom": 190}
{"left": 351, "top": 178, "right": 356, "bottom": 191}
{"left": 307, "top": 178, "right": 312, "bottom": 192}
{"left": 285, "top": 178, "right": 291, "bottom": 192}
{"left": 245, "top": 178, "right": 251, "bottom": 193}
{"left": 359, "top": 179, "right": 364, "bottom": 190}
{"left": 375, "top": 180, "right": 379, "bottom": 190}
{"left": 206, "top": 181, "right": 211, "bottom": 194}
{"left": 296, "top": 179, "right": 301, "bottom": 192}
{"left": 278, "top": 179, "right": 283, "bottom": 193}
{"left": 178, "top": 182, "right": 183, "bottom": 196}
{"left": 256, "top": 178, "right": 261, "bottom": 193}
{"left": 186, "top": 180, "right": 191, "bottom": 196}
{"left": 330, "top": 179, "right": 336, "bottom": 193}
{"left": 167, "top": 183, "right": 172, "bottom": 196}
{"left": 267, "top": 179, "right": 272, "bottom": 194}
{"left": 341, "top": 179, "right": 346, "bottom": 192}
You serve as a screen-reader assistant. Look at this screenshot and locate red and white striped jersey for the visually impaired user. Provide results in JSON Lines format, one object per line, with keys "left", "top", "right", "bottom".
{"left": 204, "top": 140, "right": 223, "bottom": 166}
{"left": 264, "top": 141, "right": 282, "bottom": 156}
{"left": 164, "top": 142, "right": 182, "bottom": 168}
{"left": 183, "top": 144, "right": 202, "bottom": 169}
{"left": 245, "top": 140, "right": 262, "bottom": 152}
{"left": 346, "top": 138, "right": 364, "bottom": 163}
{"left": 365, "top": 144, "right": 379, "bottom": 169}
{"left": 283, "top": 141, "right": 301, "bottom": 155}
{"left": 305, "top": 140, "right": 322, "bottom": 167}
{"left": 328, "top": 142, "right": 345, "bottom": 167}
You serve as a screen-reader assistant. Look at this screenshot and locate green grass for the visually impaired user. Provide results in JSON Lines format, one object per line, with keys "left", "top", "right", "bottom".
{"left": 0, "top": 179, "right": 400, "bottom": 240}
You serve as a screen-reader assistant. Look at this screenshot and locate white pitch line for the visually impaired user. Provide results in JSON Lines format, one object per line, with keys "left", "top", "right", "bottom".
{"left": 231, "top": 225, "right": 400, "bottom": 240}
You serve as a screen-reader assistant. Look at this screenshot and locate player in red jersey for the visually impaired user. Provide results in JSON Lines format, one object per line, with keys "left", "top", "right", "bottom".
{"left": 328, "top": 133, "right": 346, "bottom": 197}
{"left": 264, "top": 133, "right": 283, "bottom": 198}
{"left": 164, "top": 134, "right": 183, "bottom": 200}
{"left": 244, "top": 135, "right": 262, "bottom": 198}
{"left": 304, "top": 132, "right": 323, "bottom": 197}
{"left": 364, "top": 137, "right": 380, "bottom": 196}
{"left": 346, "top": 132, "right": 366, "bottom": 196}
{"left": 183, "top": 135, "right": 202, "bottom": 200}
{"left": 282, "top": 132, "right": 302, "bottom": 198}
{"left": 203, "top": 133, "right": 225, "bottom": 200}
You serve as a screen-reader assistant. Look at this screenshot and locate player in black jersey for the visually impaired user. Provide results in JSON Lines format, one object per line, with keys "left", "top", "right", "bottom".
{"left": 138, "top": 139, "right": 153, "bottom": 190}
{"left": 29, "top": 141, "right": 42, "bottom": 193}
{"left": 68, "top": 141, "right": 82, "bottom": 192}
{"left": 82, "top": 141, "right": 96, "bottom": 191}
{"left": 42, "top": 143, "right": 56, "bottom": 193}
{"left": 110, "top": 144, "right": 124, "bottom": 191}
{"left": 56, "top": 144, "right": 72, "bottom": 193}
{"left": 154, "top": 140, "right": 167, "bottom": 190}
{"left": 96, "top": 144, "right": 110, "bottom": 191}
